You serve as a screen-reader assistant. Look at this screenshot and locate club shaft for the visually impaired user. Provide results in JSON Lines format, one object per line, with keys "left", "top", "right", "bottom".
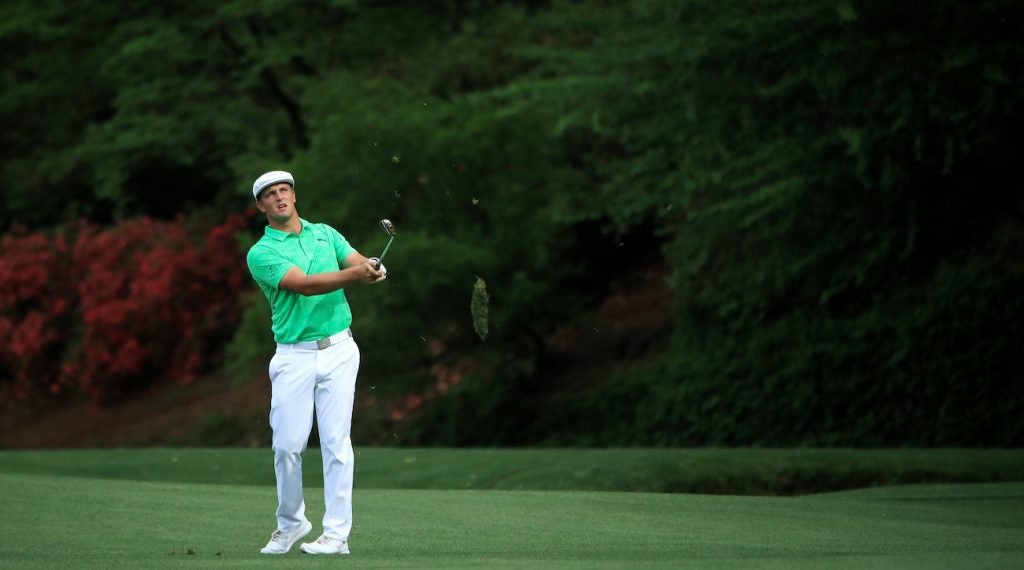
{"left": 379, "top": 236, "right": 394, "bottom": 261}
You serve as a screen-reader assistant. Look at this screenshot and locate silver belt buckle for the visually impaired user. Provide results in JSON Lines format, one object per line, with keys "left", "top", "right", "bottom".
{"left": 316, "top": 337, "right": 332, "bottom": 350}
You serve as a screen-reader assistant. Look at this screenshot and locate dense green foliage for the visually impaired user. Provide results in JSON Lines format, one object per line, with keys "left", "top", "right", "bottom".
{"left": 1, "top": 1, "right": 1021, "bottom": 446}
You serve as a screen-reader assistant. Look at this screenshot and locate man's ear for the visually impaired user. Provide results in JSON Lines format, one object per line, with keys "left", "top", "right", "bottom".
{"left": 254, "top": 200, "right": 267, "bottom": 214}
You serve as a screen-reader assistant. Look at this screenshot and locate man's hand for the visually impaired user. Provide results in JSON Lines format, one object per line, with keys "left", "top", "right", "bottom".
{"left": 359, "top": 260, "right": 385, "bottom": 284}
{"left": 278, "top": 254, "right": 386, "bottom": 295}
{"left": 368, "top": 257, "right": 388, "bottom": 282}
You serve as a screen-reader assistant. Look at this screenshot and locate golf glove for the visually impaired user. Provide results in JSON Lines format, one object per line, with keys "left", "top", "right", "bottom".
{"left": 369, "top": 257, "right": 387, "bottom": 281}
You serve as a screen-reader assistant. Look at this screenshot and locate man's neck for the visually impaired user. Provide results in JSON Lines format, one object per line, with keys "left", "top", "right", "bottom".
{"left": 268, "top": 214, "right": 302, "bottom": 234}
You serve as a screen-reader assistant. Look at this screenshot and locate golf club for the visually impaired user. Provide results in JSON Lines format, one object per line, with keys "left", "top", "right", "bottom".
{"left": 370, "top": 218, "right": 395, "bottom": 270}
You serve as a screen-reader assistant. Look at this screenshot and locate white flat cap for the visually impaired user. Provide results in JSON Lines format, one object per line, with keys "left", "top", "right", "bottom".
{"left": 252, "top": 170, "right": 294, "bottom": 200}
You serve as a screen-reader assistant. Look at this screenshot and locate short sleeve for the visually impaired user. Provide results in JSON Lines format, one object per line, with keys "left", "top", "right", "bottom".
{"left": 327, "top": 226, "right": 357, "bottom": 266}
{"left": 247, "top": 244, "right": 293, "bottom": 289}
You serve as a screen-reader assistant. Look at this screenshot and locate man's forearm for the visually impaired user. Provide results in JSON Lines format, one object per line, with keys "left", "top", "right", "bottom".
{"left": 286, "top": 266, "right": 366, "bottom": 296}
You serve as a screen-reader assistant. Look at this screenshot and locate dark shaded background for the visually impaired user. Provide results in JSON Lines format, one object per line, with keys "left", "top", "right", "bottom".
{"left": 1, "top": 0, "right": 1021, "bottom": 447}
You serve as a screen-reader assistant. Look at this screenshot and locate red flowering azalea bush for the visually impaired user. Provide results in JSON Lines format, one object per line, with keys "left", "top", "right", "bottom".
{"left": 0, "top": 231, "right": 76, "bottom": 401}
{"left": 0, "top": 214, "right": 250, "bottom": 406}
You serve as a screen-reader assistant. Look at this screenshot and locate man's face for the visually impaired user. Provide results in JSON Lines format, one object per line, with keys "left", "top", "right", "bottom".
{"left": 256, "top": 183, "right": 296, "bottom": 222}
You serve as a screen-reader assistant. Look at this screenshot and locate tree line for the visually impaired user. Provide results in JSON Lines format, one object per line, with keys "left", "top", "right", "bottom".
{"left": 1, "top": 0, "right": 1021, "bottom": 445}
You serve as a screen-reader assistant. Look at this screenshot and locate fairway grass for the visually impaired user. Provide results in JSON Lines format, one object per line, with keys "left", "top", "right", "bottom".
{"left": 1, "top": 468, "right": 1022, "bottom": 568}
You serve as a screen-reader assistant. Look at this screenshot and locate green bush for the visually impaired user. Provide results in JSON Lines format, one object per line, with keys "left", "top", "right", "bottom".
{"left": 3, "top": 0, "right": 1021, "bottom": 446}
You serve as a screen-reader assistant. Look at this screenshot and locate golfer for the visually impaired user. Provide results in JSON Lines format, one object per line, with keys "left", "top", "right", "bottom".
{"left": 246, "top": 170, "right": 386, "bottom": 555}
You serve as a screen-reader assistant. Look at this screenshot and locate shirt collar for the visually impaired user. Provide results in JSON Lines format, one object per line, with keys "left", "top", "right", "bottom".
{"left": 263, "top": 218, "right": 309, "bottom": 241}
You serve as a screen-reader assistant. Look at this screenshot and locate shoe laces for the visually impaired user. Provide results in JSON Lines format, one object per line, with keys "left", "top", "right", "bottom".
{"left": 270, "top": 530, "right": 287, "bottom": 541}
{"left": 316, "top": 535, "right": 341, "bottom": 545}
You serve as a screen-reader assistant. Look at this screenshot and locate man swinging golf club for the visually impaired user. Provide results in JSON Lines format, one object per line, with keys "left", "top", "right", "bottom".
{"left": 246, "top": 170, "right": 387, "bottom": 555}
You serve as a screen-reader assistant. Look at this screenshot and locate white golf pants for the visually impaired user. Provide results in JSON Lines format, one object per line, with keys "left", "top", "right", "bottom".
{"left": 268, "top": 332, "right": 359, "bottom": 540}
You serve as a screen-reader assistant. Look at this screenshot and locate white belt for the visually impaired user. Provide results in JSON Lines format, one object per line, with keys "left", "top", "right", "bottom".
{"left": 277, "top": 329, "right": 353, "bottom": 351}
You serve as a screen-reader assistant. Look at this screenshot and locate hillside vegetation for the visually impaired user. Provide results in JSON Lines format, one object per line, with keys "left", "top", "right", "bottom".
{"left": 1, "top": 1, "right": 1021, "bottom": 446}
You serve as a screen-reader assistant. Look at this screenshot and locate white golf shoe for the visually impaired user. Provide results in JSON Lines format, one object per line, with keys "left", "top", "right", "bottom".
{"left": 299, "top": 534, "right": 350, "bottom": 555}
{"left": 259, "top": 520, "right": 312, "bottom": 554}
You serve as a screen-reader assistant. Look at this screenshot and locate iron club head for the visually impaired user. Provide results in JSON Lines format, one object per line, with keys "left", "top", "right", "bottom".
{"left": 372, "top": 219, "right": 396, "bottom": 269}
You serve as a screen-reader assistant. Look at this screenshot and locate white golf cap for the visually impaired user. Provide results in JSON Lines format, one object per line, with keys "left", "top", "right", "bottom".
{"left": 252, "top": 170, "right": 294, "bottom": 200}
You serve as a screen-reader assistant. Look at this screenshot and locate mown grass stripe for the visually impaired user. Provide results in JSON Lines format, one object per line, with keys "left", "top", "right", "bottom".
{"left": 0, "top": 472, "right": 1021, "bottom": 569}
{"left": 1, "top": 447, "right": 1022, "bottom": 495}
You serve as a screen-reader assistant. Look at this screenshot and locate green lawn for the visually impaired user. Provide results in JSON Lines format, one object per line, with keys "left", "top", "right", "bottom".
{"left": 0, "top": 449, "right": 1022, "bottom": 568}
{"left": 2, "top": 447, "right": 1022, "bottom": 494}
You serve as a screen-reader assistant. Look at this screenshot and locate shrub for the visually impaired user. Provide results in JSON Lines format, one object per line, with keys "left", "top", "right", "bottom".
{"left": 0, "top": 231, "right": 76, "bottom": 401}
{"left": 0, "top": 214, "right": 250, "bottom": 406}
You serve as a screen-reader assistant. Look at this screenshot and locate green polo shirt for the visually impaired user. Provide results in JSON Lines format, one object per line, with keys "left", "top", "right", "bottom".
{"left": 246, "top": 218, "right": 356, "bottom": 344}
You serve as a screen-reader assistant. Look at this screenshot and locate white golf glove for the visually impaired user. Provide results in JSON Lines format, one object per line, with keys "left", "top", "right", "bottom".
{"left": 368, "top": 257, "right": 387, "bottom": 282}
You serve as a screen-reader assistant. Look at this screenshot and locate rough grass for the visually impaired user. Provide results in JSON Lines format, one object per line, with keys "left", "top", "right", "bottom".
{"left": 1, "top": 447, "right": 1022, "bottom": 494}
